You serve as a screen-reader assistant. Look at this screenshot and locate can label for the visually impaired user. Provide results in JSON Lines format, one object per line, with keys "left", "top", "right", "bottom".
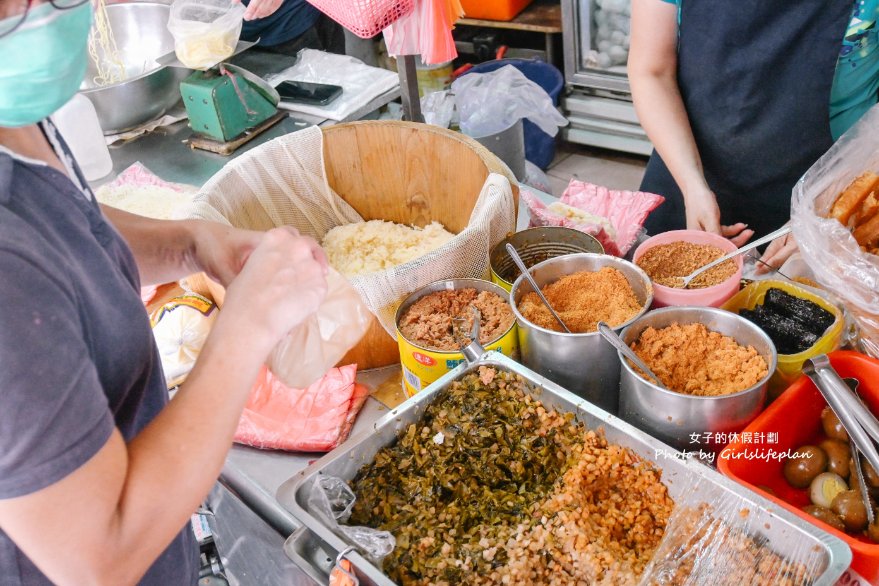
{"left": 397, "top": 326, "right": 519, "bottom": 398}
{"left": 412, "top": 351, "right": 436, "bottom": 366}
{"left": 402, "top": 364, "right": 422, "bottom": 394}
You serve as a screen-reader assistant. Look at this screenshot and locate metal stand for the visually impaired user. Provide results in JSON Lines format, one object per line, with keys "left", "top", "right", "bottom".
{"left": 397, "top": 54, "right": 424, "bottom": 123}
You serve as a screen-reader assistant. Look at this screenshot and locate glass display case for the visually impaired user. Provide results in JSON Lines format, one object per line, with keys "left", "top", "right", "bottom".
{"left": 560, "top": 0, "right": 651, "bottom": 154}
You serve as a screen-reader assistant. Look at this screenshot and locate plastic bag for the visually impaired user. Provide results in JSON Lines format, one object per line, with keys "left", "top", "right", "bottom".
{"left": 421, "top": 90, "right": 456, "bottom": 129}
{"left": 307, "top": 475, "right": 395, "bottom": 563}
{"left": 521, "top": 160, "right": 552, "bottom": 193}
{"left": 150, "top": 293, "right": 218, "bottom": 389}
{"left": 267, "top": 270, "right": 371, "bottom": 389}
{"left": 451, "top": 65, "right": 568, "bottom": 138}
{"left": 234, "top": 364, "right": 369, "bottom": 452}
{"left": 522, "top": 180, "right": 664, "bottom": 256}
{"left": 382, "top": 0, "right": 462, "bottom": 64}
{"left": 639, "top": 480, "right": 826, "bottom": 585}
{"left": 168, "top": 0, "right": 245, "bottom": 70}
{"left": 791, "top": 103, "right": 879, "bottom": 357}
{"left": 267, "top": 50, "right": 399, "bottom": 122}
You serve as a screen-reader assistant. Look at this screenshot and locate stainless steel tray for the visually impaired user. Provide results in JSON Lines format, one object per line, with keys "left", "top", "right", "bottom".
{"left": 276, "top": 352, "right": 851, "bottom": 585}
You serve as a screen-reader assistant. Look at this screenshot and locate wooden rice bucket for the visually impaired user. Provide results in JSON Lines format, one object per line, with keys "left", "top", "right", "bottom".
{"left": 189, "top": 121, "right": 519, "bottom": 371}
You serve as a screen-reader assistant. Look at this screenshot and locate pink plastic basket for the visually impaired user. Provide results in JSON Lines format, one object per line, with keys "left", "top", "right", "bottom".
{"left": 306, "top": 0, "right": 414, "bottom": 38}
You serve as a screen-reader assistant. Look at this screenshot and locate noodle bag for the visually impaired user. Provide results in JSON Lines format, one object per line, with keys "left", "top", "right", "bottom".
{"left": 168, "top": 0, "right": 245, "bottom": 70}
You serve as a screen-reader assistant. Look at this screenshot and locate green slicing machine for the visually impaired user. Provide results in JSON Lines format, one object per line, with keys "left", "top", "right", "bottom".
{"left": 179, "top": 63, "right": 284, "bottom": 154}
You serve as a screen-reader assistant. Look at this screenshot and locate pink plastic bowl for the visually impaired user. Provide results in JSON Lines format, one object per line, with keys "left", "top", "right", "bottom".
{"left": 632, "top": 230, "right": 743, "bottom": 308}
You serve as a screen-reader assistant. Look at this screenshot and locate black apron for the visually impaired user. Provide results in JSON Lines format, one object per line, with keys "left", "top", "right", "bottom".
{"left": 641, "top": 0, "right": 852, "bottom": 238}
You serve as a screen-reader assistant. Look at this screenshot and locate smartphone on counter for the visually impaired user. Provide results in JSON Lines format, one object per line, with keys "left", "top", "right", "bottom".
{"left": 276, "top": 81, "right": 343, "bottom": 106}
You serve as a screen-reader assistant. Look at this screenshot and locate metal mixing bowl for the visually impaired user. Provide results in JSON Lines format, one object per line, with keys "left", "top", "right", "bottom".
{"left": 510, "top": 253, "right": 653, "bottom": 413}
{"left": 617, "top": 306, "right": 777, "bottom": 451}
{"left": 79, "top": 2, "right": 190, "bottom": 134}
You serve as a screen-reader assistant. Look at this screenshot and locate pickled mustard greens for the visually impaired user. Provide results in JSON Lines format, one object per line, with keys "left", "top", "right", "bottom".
{"left": 348, "top": 368, "right": 585, "bottom": 584}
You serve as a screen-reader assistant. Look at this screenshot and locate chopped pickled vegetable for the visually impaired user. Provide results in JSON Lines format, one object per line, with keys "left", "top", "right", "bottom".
{"left": 347, "top": 366, "right": 674, "bottom": 585}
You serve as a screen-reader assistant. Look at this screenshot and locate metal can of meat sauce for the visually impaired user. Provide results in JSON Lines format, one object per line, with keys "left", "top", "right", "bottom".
{"left": 489, "top": 227, "right": 604, "bottom": 292}
{"left": 395, "top": 278, "right": 519, "bottom": 397}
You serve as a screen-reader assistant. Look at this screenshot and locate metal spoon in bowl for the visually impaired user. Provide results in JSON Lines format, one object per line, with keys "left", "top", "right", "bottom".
{"left": 597, "top": 321, "right": 667, "bottom": 389}
{"left": 679, "top": 225, "right": 793, "bottom": 288}
{"left": 506, "top": 243, "right": 571, "bottom": 333}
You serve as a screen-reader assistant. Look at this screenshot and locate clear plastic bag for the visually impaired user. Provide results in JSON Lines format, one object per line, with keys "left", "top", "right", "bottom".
{"left": 791, "top": 103, "right": 879, "bottom": 357}
{"left": 168, "top": 0, "right": 245, "bottom": 70}
{"left": 267, "top": 50, "right": 398, "bottom": 122}
{"left": 639, "top": 480, "right": 827, "bottom": 585}
{"left": 451, "top": 65, "right": 568, "bottom": 138}
{"left": 420, "top": 90, "right": 456, "bottom": 129}
{"left": 267, "top": 270, "right": 371, "bottom": 389}
{"left": 307, "top": 475, "right": 395, "bottom": 563}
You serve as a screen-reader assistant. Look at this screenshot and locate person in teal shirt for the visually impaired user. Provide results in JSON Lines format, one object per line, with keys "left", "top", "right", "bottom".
{"left": 629, "top": 0, "right": 879, "bottom": 271}
{"left": 832, "top": 0, "right": 879, "bottom": 138}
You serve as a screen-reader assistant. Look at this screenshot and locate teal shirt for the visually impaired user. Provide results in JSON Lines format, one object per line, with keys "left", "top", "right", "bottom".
{"left": 659, "top": 0, "right": 879, "bottom": 139}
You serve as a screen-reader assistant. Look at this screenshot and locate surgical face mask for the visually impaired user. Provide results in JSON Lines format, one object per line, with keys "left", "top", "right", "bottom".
{"left": 0, "top": 2, "right": 93, "bottom": 127}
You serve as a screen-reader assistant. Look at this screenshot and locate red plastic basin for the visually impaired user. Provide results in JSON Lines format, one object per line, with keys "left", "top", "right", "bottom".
{"left": 717, "top": 350, "right": 879, "bottom": 582}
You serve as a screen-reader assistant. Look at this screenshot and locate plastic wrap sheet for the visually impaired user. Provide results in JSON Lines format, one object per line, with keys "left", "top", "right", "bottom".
{"left": 234, "top": 364, "right": 369, "bottom": 452}
{"left": 307, "top": 475, "right": 395, "bottom": 563}
{"left": 451, "top": 65, "right": 568, "bottom": 138}
{"left": 267, "top": 50, "right": 398, "bottom": 122}
{"left": 522, "top": 180, "right": 665, "bottom": 256}
{"left": 639, "top": 481, "right": 827, "bottom": 585}
{"left": 791, "top": 104, "right": 879, "bottom": 358}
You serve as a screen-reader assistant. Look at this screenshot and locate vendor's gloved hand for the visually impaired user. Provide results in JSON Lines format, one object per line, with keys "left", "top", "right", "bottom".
{"left": 755, "top": 223, "right": 797, "bottom": 274}
{"left": 223, "top": 227, "right": 329, "bottom": 346}
{"left": 242, "top": 0, "right": 283, "bottom": 20}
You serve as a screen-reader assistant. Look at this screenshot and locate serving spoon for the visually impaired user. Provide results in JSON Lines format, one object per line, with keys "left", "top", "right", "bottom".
{"left": 678, "top": 225, "right": 792, "bottom": 288}
{"left": 506, "top": 243, "right": 571, "bottom": 333}
{"left": 597, "top": 322, "right": 667, "bottom": 389}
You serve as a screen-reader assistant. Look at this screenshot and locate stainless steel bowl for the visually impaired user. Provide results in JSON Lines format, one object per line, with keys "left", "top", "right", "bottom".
{"left": 79, "top": 2, "right": 190, "bottom": 134}
{"left": 618, "top": 306, "right": 777, "bottom": 451}
{"left": 510, "top": 253, "right": 653, "bottom": 413}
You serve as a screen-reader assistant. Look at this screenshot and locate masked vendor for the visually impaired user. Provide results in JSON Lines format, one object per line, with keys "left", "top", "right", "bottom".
{"left": 0, "top": 2, "right": 329, "bottom": 583}
{"left": 629, "top": 0, "right": 879, "bottom": 269}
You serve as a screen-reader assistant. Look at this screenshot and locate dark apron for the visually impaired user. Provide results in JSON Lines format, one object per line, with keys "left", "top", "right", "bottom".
{"left": 641, "top": 0, "right": 851, "bottom": 238}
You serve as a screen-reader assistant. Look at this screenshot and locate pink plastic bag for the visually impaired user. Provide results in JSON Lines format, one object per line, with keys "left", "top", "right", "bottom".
{"left": 523, "top": 180, "right": 665, "bottom": 257}
{"left": 234, "top": 364, "right": 369, "bottom": 452}
{"left": 383, "top": 0, "right": 460, "bottom": 64}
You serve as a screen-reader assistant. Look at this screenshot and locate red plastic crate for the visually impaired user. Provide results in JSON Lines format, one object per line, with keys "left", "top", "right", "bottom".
{"left": 718, "top": 350, "right": 879, "bottom": 582}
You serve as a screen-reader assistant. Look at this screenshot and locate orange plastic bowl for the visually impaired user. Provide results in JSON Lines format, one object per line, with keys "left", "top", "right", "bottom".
{"left": 633, "top": 230, "right": 742, "bottom": 308}
{"left": 718, "top": 351, "right": 879, "bottom": 582}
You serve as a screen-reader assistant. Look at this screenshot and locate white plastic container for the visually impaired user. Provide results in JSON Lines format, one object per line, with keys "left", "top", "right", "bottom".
{"left": 52, "top": 94, "right": 113, "bottom": 182}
